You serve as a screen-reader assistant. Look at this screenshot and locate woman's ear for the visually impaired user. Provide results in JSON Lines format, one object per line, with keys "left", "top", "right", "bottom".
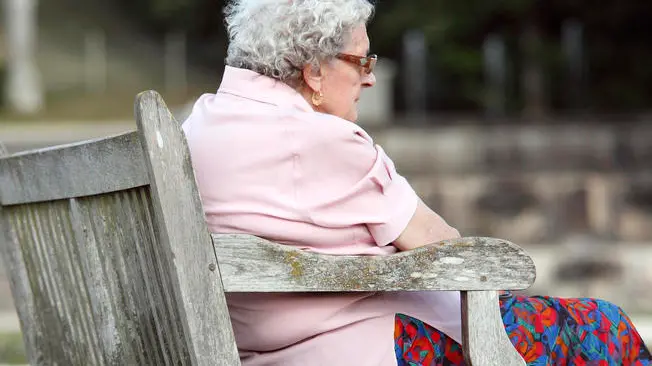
{"left": 302, "top": 63, "right": 323, "bottom": 92}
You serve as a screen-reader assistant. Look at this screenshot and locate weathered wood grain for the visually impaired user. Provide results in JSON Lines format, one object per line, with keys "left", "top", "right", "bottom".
{"left": 1, "top": 89, "right": 240, "bottom": 365}
{"left": 135, "top": 91, "right": 240, "bottom": 366}
{"left": 462, "top": 291, "right": 526, "bottom": 365}
{"left": 2, "top": 188, "right": 200, "bottom": 365}
{"left": 212, "top": 233, "right": 536, "bottom": 292}
{"left": 70, "top": 191, "right": 195, "bottom": 365}
{"left": 0, "top": 132, "right": 148, "bottom": 205}
{"left": 0, "top": 146, "right": 45, "bottom": 366}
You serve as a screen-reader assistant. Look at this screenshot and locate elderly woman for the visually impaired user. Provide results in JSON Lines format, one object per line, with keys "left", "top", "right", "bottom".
{"left": 182, "top": 0, "right": 651, "bottom": 365}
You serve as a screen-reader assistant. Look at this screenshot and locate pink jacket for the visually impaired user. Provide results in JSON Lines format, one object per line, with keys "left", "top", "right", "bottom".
{"left": 182, "top": 66, "right": 462, "bottom": 366}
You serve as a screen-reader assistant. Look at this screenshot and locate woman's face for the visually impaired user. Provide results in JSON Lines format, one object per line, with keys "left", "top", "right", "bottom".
{"left": 309, "top": 24, "right": 376, "bottom": 122}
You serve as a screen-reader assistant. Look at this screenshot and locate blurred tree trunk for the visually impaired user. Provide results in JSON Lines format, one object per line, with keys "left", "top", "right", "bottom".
{"left": 520, "top": 21, "right": 547, "bottom": 120}
{"left": 4, "top": 0, "right": 43, "bottom": 114}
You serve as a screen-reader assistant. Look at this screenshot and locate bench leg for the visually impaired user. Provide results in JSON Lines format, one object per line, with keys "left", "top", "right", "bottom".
{"left": 461, "top": 291, "right": 526, "bottom": 366}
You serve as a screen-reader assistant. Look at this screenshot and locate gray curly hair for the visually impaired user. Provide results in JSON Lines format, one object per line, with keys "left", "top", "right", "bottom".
{"left": 224, "top": 0, "right": 374, "bottom": 88}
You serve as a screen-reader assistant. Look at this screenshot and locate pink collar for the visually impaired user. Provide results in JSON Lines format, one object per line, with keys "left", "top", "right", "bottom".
{"left": 218, "top": 66, "right": 313, "bottom": 112}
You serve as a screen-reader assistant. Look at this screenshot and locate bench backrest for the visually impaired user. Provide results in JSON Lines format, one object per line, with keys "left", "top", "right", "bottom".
{"left": 0, "top": 92, "right": 239, "bottom": 365}
{"left": 1, "top": 91, "right": 535, "bottom": 365}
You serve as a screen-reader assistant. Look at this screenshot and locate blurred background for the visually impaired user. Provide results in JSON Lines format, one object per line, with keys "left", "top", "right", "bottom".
{"left": 1, "top": 0, "right": 651, "bottom": 362}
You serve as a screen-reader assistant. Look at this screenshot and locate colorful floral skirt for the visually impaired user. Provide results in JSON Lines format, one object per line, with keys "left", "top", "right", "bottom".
{"left": 395, "top": 294, "right": 652, "bottom": 365}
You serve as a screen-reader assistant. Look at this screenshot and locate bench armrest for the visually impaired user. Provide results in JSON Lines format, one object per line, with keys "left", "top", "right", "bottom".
{"left": 212, "top": 234, "right": 532, "bottom": 365}
{"left": 211, "top": 234, "right": 536, "bottom": 292}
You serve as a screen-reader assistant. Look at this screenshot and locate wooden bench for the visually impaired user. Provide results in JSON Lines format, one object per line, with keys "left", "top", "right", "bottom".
{"left": 0, "top": 91, "right": 536, "bottom": 365}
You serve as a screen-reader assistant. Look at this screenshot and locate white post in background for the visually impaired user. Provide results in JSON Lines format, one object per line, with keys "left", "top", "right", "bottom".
{"left": 165, "top": 31, "right": 187, "bottom": 93}
{"left": 520, "top": 23, "right": 546, "bottom": 119}
{"left": 402, "top": 29, "right": 428, "bottom": 124}
{"left": 84, "top": 29, "right": 107, "bottom": 93}
{"left": 483, "top": 33, "right": 507, "bottom": 118}
{"left": 562, "top": 19, "right": 585, "bottom": 110}
{"left": 4, "top": 0, "right": 44, "bottom": 114}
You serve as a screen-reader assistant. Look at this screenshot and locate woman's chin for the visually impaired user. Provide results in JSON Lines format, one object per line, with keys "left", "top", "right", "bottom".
{"left": 327, "top": 109, "right": 358, "bottom": 123}
{"left": 346, "top": 110, "right": 359, "bottom": 123}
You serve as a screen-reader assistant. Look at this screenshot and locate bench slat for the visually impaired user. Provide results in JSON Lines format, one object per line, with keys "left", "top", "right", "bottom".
{"left": 462, "top": 291, "right": 526, "bottom": 365}
{"left": 0, "top": 132, "right": 148, "bottom": 205}
{"left": 212, "top": 233, "right": 536, "bottom": 292}
{"left": 136, "top": 91, "right": 240, "bottom": 366}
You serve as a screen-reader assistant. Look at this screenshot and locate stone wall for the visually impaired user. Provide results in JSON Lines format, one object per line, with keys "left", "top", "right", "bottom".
{"left": 369, "top": 120, "right": 652, "bottom": 314}
{"left": 408, "top": 172, "right": 652, "bottom": 244}
{"left": 369, "top": 122, "right": 652, "bottom": 244}
{"left": 370, "top": 122, "right": 652, "bottom": 174}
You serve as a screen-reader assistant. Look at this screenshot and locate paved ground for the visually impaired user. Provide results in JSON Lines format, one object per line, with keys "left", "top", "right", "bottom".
{"left": 1, "top": 120, "right": 135, "bottom": 154}
{"left": 0, "top": 313, "right": 19, "bottom": 334}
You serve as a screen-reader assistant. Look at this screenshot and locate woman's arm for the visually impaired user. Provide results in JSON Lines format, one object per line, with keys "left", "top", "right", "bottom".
{"left": 393, "top": 198, "right": 461, "bottom": 251}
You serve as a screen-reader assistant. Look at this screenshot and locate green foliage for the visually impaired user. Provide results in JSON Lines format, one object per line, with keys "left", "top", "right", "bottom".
{"left": 119, "top": 0, "right": 652, "bottom": 113}
{"left": 116, "top": 0, "right": 197, "bottom": 30}
{"left": 370, "top": 0, "right": 536, "bottom": 111}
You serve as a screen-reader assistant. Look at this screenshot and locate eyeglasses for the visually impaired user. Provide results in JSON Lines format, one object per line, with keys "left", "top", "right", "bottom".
{"left": 335, "top": 53, "right": 377, "bottom": 75}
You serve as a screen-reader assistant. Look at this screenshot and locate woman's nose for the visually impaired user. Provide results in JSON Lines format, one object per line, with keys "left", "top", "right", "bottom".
{"left": 362, "top": 72, "right": 376, "bottom": 88}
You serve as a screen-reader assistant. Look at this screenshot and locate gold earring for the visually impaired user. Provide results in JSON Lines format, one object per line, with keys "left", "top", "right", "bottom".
{"left": 312, "top": 90, "right": 323, "bottom": 107}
